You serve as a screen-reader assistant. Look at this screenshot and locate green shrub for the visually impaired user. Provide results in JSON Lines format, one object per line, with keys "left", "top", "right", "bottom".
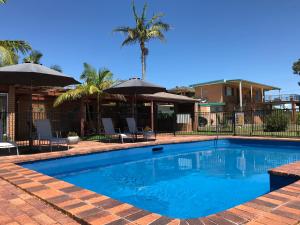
{"left": 68, "top": 131, "right": 78, "bottom": 137}
{"left": 297, "top": 113, "right": 300, "bottom": 125}
{"left": 265, "top": 111, "right": 288, "bottom": 132}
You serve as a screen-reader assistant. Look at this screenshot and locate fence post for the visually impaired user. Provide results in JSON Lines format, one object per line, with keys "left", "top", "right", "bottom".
{"left": 251, "top": 110, "right": 254, "bottom": 136}
{"left": 233, "top": 111, "right": 236, "bottom": 136}
{"left": 173, "top": 113, "right": 176, "bottom": 136}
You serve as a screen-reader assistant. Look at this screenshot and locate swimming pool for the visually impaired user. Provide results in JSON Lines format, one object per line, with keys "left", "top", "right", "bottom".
{"left": 21, "top": 139, "right": 300, "bottom": 219}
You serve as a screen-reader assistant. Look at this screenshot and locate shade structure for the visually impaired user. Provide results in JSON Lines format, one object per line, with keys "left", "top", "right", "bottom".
{"left": 0, "top": 63, "right": 80, "bottom": 87}
{"left": 0, "top": 63, "right": 80, "bottom": 149}
{"left": 104, "top": 78, "right": 166, "bottom": 95}
{"left": 104, "top": 78, "right": 166, "bottom": 135}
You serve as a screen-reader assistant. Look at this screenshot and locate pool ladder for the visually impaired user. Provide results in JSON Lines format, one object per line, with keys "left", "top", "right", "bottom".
{"left": 214, "top": 134, "right": 219, "bottom": 147}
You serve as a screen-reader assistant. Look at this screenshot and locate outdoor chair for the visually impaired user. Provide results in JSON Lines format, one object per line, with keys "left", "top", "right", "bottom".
{"left": 0, "top": 120, "right": 19, "bottom": 155}
{"left": 126, "top": 117, "right": 144, "bottom": 135}
{"left": 34, "top": 119, "right": 69, "bottom": 151}
{"left": 126, "top": 117, "right": 156, "bottom": 141}
{"left": 102, "top": 118, "right": 133, "bottom": 143}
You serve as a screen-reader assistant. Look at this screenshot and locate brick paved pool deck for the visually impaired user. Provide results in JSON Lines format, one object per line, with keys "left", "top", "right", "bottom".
{"left": 0, "top": 135, "right": 300, "bottom": 225}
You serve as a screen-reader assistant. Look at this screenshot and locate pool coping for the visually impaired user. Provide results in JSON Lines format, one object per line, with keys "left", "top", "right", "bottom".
{"left": 0, "top": 136, "right": 300, "bottom": 225}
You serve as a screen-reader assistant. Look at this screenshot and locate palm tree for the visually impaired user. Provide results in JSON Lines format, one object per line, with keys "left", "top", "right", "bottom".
{"left": 0, "top": 0, "right": 7, "bottom": 4}
{"left": 114, "top": 1, "right": 170, "bottom": 80}
{"left": 23, "top": 50, "right": 43, "bottom": 64}
{"left": 50, "top": 64, "right": 63, "bottom": 72}
{"left": 0, "top": 41, "right": 31, "bottom": 66}
{"left": 54, "top": 63, "right": 114, "bottom": 131}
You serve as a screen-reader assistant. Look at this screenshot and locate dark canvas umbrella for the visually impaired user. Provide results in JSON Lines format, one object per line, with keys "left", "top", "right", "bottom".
{"left": 0, "top": 63, "right": 80, "bottom": 86}
{"left": 0, "top": 63, "right": 80, "bottom": 148}
{"left": 104, "top": 78, "right": 166, "bottom": 95}
{"left": 104, "top": 78, "right": 166, "bottom": 132}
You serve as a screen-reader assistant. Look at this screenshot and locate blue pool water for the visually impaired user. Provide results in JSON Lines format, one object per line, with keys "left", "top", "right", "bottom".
{"left": 21, "top": 139, "right": 300, "bottom": 219}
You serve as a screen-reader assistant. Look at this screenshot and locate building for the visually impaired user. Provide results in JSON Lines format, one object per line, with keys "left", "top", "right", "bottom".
{"left": 190, "top": 79, "right": 281, "bottom": 112}
{"left": 168, "top": 86, "right": 195, "bottom": 98}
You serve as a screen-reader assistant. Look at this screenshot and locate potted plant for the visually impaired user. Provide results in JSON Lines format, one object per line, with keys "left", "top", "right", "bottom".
{"left": 143, "top": 126, "right": 155, "bottom": 141}
{"left": 67, "top": 132, "right": 80, "bottom": 144}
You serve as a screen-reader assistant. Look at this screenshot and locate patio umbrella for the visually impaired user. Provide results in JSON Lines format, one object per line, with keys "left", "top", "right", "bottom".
{"left": 0, "top": 63, "right": 80, "bottom": 86}
{"left": 0, "top": 63, "right": 80, "bottom": 147}
{"left": 104, "top": 78, "right": 166, "bottom": 130}
{"left": 104, "top": 78, "right": 166, "bottom": 95}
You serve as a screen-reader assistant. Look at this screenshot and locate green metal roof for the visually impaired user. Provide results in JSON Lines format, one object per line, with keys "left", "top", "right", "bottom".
{"left": 199, "top": 102, "right": 226, "bottom": 107}
{"left": 190, "top": 79, "right": 280, "bottom": 91}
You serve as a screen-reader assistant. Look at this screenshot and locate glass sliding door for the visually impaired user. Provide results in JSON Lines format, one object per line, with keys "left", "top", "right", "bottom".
{"left": 0, "top": 93, "right": 8, "bottom": 139}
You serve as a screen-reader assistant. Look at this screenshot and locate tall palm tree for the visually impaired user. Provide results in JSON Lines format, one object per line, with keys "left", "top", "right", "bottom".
{"left": 23, "top": 50, "right": 43, "bottom": 64}
{"left": 114, "top": 1, "right": 170, "bottom": 80}
{"left": 0, "top": 41, "right": 31, "bottom": 66}
{"left": 54, "top": 63, "right": 114, "bottom": 131}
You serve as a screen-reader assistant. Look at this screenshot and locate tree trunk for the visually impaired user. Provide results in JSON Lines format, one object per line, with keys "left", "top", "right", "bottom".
{"left": 141, "top": 43, "right": 146, "bottom": 80}
{"left": 97, "top": 94, "right": 101, "bottom": 133}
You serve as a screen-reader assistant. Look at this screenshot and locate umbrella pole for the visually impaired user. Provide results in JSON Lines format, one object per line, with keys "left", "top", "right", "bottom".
{"left": 134, "top": 93, "right": 138, "bottom": 141}
{"left": 29, "top": 82, "right": 33, "bottom": 150}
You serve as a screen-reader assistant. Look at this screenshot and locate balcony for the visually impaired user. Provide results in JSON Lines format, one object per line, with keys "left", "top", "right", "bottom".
{"left": 265, "top": 94, "right": 300, "bottom": 103}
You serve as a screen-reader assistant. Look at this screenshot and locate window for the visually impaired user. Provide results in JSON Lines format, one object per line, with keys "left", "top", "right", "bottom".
{"left": 225, "top": 87, "right": 233, "bottom": 96}
{"left": 255, "top": 90, "right": 260, "bottom": 101}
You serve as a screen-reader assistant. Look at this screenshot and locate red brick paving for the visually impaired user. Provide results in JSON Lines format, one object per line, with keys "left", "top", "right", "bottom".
{"left": 0, "top": 135, "right": 299, "bottom": 225}
{"left": 0, "top": 178, "right": 79, "bottom": 225}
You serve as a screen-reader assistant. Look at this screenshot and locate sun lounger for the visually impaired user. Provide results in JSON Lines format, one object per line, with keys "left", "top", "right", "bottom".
{"left": 34, "top": 119, "right": 69, "bottom": 151}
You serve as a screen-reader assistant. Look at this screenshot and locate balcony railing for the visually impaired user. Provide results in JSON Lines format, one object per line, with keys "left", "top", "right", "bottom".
{"left": 265, "top": 94, "right": 300, "bottom": 103}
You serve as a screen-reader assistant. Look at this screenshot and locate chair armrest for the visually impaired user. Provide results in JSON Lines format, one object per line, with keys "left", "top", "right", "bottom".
{"left": 124, "top": 127, "right": 130, "bottom": 133}
{"left": 99, "top": 128, "right": 105, "bottom": 135}
{"left": 137, "top": 127, "right": 145, "bottom": 132}
{"left": 55, "top": 131, "right": 62, "bottom": 138}
{"left": 114, "top": 128, "right": 121, "bottom": 134}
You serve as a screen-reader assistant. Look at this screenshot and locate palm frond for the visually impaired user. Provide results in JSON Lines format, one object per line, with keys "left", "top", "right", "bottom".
{"left": 122, "top": 36, "right": 138, "bottom": 46}
{"left": 151, "top": 21, "right": 170, "bottom": 32}
{"left": 131, "top": 0, "right": 138, "bottom": 21}
{"left": 146, "top": 13, "right": 164, "bottom": 28}
{"left": 141, "top": 3, "right": 148, "bottom": 21}
{"left": 80, "top": 63, "right": 97, "bottom": 82}
{"left": 147, "top": 30, "right": 166, "bottom": 42}
{"left": 53, "top": 85, "right": 88, "bottom": 107}
{"left": 50, "top": 64, "right": 63, "bottom": 72}
{"left": 113, "top": 26, "right": 131, "bottom": 34}
{"left": 23, "top": 50, "right": 43, "bottom": 64}
{"left": 0, "top": 40, "right": 31, "bottom": 55}
{"left": 87, "top": 84, "right": 100, "bottom": 95}
{"left": 0, "top": 0, "right": 7, "bottom": 4}
{"left": 0, "top": 46, "right": 14, "bottom": 66}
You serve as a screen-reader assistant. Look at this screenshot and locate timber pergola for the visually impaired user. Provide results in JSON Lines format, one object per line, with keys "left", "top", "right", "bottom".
{"left": 138, "top": 92, "right": 201, "bottom": 131}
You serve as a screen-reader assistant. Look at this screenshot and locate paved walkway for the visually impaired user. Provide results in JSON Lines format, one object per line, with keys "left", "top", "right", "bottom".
{"left": 0, "top": 178, "right": 79, "bottom": 225}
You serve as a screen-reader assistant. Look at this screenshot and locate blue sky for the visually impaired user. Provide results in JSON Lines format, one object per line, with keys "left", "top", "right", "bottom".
{"left": 1, "top": 0, "right": 300, "bottom": 94}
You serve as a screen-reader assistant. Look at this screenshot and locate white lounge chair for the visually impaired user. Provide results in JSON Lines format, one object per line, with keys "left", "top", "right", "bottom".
{"left": 102, "top": 118, "right": 132, "bottom": 143}
{"left": 34, "top": 119, "right": 69, "bottom": 151}
{"left": 0, "top": 120, "right": 19, "bottom": 155}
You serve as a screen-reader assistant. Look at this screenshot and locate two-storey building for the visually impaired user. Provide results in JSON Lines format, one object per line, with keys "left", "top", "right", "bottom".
{"left": 190, "top": 79, "right": 280, "bottom": 112}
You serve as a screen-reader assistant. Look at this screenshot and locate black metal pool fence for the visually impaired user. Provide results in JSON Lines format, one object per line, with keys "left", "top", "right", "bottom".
{"left": 0, "top": 109, "right": 300, "bottom": 147}
{"left": 175, "top": 109, "right": 300, "bottom": 137}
